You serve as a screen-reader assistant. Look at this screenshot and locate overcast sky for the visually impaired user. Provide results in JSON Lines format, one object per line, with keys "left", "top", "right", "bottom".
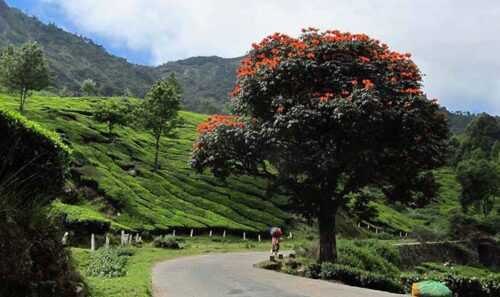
{"left": 6, "top": 0, "right": 500, "bottom": 114}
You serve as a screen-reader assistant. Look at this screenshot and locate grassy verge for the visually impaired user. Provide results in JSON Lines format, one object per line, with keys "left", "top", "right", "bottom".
{"left": 71, "top": 236, "right": 302, "bottom": 297}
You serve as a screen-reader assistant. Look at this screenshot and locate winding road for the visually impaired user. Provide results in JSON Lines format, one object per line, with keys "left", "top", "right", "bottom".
{"left": 152, "top": 252, "right": 407, "bottom": 297}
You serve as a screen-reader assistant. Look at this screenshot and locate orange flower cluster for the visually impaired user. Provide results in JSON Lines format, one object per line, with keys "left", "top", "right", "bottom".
{"left": 197, "top": 115, "right": 245, "bottom": 134}
{"left": 359, "top": 56, "right": 371, "bottom": 63}
{"left": 229, "top": 85, "right": 241, "bottom": 97}
{"left": 362, "top": 79, "right": 375, "bottom": 90}
{"left": 401, "top": 88, "right": 422, "bottom": 95}
{"left": 312, "top": 92, "right": 335, "bottom": 102}
{"left": 234, "top": 28, "right": 424, "bottom": 98}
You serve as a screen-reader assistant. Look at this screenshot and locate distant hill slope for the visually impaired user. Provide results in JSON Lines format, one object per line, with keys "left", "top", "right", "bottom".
{"left": 0, "top": 0, "right": 239, "bottom": 111}
{"left": 155, "top": 56, "right": 240, "bottom": 113}
{"left": 0, "top": 93, "right": 290, "bottom": 233}
{"left": 0, "top": 0, "right": 156, "bottom": 97}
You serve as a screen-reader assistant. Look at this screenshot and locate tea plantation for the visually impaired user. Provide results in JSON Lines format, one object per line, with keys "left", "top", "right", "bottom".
{"left": 0, "top": 94, "right": 290, "bottom": 233}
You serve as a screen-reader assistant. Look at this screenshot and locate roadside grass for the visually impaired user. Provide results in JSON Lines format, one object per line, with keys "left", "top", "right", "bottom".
{"left": 72, "top": 236, "right": 279, "bottom": 297}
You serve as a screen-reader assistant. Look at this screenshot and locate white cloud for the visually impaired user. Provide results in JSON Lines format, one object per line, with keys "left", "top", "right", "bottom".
{"left": 43, "top": 0, "right": 500, "bottom": 113}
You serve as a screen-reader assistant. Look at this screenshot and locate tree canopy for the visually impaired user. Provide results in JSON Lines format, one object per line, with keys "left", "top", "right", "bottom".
{"left": 192, "top": 28, "right": 449, "bottom": 262}
{"left": 81, "top": 78, "right": 98, "bottom": 96}
{"left": 0, "top": 41, "right": 49, "bottom": 112}
{"left": 93, "top": 98, "right": 134, "bottom": 136}
{"left": 139, "top": 74, "right": 182, "bottom": 171}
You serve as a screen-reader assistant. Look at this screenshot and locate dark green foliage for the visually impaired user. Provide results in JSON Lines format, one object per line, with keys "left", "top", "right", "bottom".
{"left": 93, "top": 98, "right": 135, "bottom": 135}
{"left": 86, "top": 248, "right": 129, "bottom": 278}
{"left": 456, "top": 158, "right": 499, "bottom": 216}
{"left": 304, "top": 263, "right": 322, "bottom": 279}
{"left": 337, "top": 242, "right": 400, "bottom": 276}
{"left": 0, "top": 109, "right": 82, "bottom": 297}
{"left": 138, "top": 75, "right": 182, "bottom": 171}
{"left": 401, "top": 273, "right": 500, "bottom": 297}
{"left": 0, "top": 215, "right": 87, "bottom": 297}
{"left": 444, "top": 109, "right": 477, "bottom": 134}
{"left": 411, "top": 225, "right": 447, "bottom": 243}
{"left": 448, "top": 211, "right": 499, "bottom": 239}
{"left": 255, "top": 260, "right": 282, "bottom": 271}
{"left": 347, "top": 188, "right": 379, "bottom": 222}
{"left": 153, "top": 236, "right": 181, "bottom": 249}
{"left": 81, "top": 79, "right": 98, "bottom": 96}
{"left": 319, "top": 263, "right": 403, "bottom": 293}
{"left": 0, "top": 41, "right": 49, "bottom": 112}
{"left": 463, "top": 114, "right": 500, "bottom": 156}
{"left": 0, "top": 109, "right": 70, "bottom": 212}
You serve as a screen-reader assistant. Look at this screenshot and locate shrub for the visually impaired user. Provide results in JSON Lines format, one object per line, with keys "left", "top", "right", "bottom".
{"left": 153, "top": 235, "right": 181, "bottom": 249}
{"left": 304, "top": 263, "right": 321, "bottom": 279}
{"left": 0, "top": 110, "right": 81, "bottom": 297}
{"left": 0, "top": 109, "right": 71, "bottom": 212}
{"left": 86, "top": 248, "right": 128, "bottom": 278}
{"left": 338, "top": 242, "right": 400, "bottom": 276}
{"left": 319, "top": 263, "right": 403, "bottom": 293}
{"left": 400, "top": 272, "right": 500, "bottom": 297}
{"left": 411, "top": 225, "right": 446, "bottom": 243}
{"left": 255, "top": 260, "right": 282, "bottom": 271}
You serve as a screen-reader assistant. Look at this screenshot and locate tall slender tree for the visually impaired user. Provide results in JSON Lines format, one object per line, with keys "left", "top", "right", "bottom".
{"left": 192, "top": 29, "right": 449, "bottom": 263}
{"left": 0, "top": 42, "right": 49, "bottom": 113}
{"left": 140, "top": 74, "right": 181, "bottom": 171}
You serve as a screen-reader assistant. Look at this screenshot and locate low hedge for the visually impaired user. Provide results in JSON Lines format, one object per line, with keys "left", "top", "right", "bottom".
{"left": 86, "top": 248, "right": 129, "bottom": 278}
{"left": 153, "top": 235, "right": 182, "bottom": 249}
{"left": 317, "top": 263, "right": 404, "bottom": 293}
{"left": 401, "top": 272, "right": 500, "bottom": 297}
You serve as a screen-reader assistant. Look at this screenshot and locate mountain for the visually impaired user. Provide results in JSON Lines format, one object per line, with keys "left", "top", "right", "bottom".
{"left": 155, "top": 56, "right": 240, "bottom": 113}
{"left": 0, "top": 0, "right": 156, "bottom": 97}
{"left": 0, "top": 0, "right": 239, "bottom": 112}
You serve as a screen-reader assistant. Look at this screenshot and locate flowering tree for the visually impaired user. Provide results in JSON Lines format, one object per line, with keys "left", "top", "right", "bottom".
{"left": 192, "top": 29, "right": 449, "bottom": 262}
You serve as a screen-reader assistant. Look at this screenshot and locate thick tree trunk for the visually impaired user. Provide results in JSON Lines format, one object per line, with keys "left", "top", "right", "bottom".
{"left": 318, "top": 201, "right": 338, "bottom": 263}
{"left": 153, "top": 134, "right": 161, "bottom": 172}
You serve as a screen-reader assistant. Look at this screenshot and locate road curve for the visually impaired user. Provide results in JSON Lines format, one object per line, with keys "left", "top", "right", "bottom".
{"left": 152, "top": 252, "right": 407, "bottom": 297}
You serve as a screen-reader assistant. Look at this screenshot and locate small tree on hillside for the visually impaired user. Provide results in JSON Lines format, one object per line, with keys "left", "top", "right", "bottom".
{"left": 0, "top": 42, "right": 50, "bottom": 113}
{"left": 81, "top": 79, "right": 97, "bottom": 96}
{"left": 139, "top": 74, "right": 181, "bottom": 171}
{"left": 457, "top": 158, "right": 499, "bottom": 216}
{"left": 191, "top": 29, "right": 449, "bottom": 263}
{"left": 93, "top": 98, "right": 134, "bottom": 136}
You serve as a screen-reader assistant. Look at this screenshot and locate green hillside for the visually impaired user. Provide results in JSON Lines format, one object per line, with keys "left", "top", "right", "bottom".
{"left": 0, "top": 94, "right": 290, "bottom": 233}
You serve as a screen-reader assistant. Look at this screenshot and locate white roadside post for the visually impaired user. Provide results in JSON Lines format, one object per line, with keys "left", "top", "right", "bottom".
{"left": 172, "top": 229, "right": 176, "bottom": 237}
{"left": 223, "top": 230, "right": 226, "bottom": 238}
{"left": 91, "top": 234, "right": 96, "bottom": 252}
{"left": 209, "top": 230, "right": 213, "bottom": 237}
{"left": 243, "top": 232, "right": 246, "bottom": 241}
{"left": 105, "top": 234, "right": 110, "bottom": 248}
{"left": 258, "top": 234, "right": 261, "bottom": 242}
{"left": 190, "top": 229, "right": 194, "bottom": 237}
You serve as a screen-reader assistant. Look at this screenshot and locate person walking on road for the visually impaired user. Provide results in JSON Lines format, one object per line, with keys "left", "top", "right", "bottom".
{"left": 270, "top": 227, "right": 283, "bottom": 256}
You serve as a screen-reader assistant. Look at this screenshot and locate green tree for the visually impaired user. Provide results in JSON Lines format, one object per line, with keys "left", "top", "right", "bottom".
{"left": 456, "top": 158, "right": 499, "bottom": 216}
{"left": 81, "top": 78, "right": 97, "bottom": 96}
{"left": 459, "top": 113, "right": 500, "bottom": 159}
{"left": 93, "top": 98, "right": 133, "bottom": 136}
{"left": 192, "top": 29, "right": 449, "bottom": 262}
{"left": 0, "top": 42, "right": 50, "bottom": 113}
{"left": 140, "top": 75, "right": 181, "bottom": 171}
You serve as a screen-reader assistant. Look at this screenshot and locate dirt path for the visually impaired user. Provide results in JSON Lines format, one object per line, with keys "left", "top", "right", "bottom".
{"left": 152, "top": 252, "right": 407, "bottom": 297}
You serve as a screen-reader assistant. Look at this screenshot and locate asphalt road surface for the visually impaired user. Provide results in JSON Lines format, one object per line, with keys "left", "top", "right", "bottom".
{"left": 152, "top": 252, "right": 407, "bottom": 297}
